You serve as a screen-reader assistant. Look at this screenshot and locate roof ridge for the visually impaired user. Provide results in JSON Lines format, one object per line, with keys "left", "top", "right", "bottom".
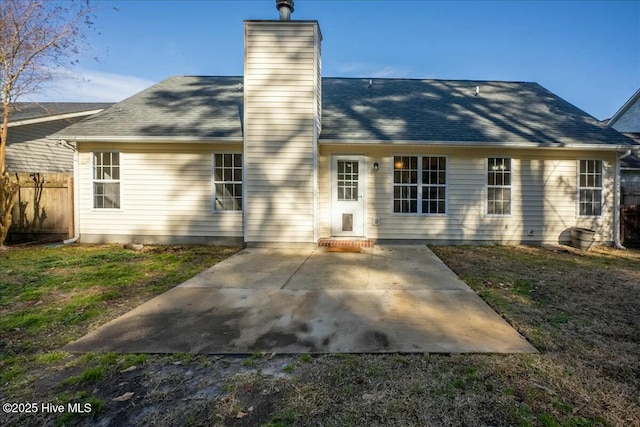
{"left": 322, "top": 76, "right": 536, "bottom": 84}
{"left": 163, "top": 75, "right": 538, "bottom": 85}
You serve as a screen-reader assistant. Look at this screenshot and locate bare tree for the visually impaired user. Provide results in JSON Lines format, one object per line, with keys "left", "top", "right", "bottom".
{"left": 0, "top": 0, "right": 94, "bottom": 248}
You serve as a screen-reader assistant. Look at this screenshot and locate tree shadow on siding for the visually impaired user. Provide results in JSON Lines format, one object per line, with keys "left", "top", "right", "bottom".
{"left": 322, "top": 79, "right": 625, "bottom": 243}
{"left": 114, "top": 75, "right": 628, "bottom": 243}
{"left": 120, "top": 74, "right": 314, "bottom": 244}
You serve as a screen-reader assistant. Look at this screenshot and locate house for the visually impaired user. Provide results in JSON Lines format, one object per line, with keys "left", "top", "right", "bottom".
{"left": 608, "top": 88, "right": 640, "bottom": 189}
{"left": 4, "top": 102, "right": 112, "bottom": 242}
{"left": 608, "top": 87, "right": 640, "bottom": 139}
{"left": 53, "top": 6, "right": 637, "bottom": 248}
{"left": 5, "top": 102, "right": 113, "bottom": 173}
{"left": 608, "top": 88, "right": 640, "bottom": 245}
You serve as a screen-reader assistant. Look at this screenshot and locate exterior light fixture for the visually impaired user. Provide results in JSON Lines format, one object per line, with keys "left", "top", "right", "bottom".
{"left": 373, "top": 162, "right": 379, "bottom": 171}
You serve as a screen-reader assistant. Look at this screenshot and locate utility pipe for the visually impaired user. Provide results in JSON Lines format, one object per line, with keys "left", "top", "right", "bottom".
{"left": 63, "top": 143, "right": 80, "bottom": 245}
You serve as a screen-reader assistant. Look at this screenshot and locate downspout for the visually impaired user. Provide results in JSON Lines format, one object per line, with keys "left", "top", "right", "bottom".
{"left": 63, "top": 143, "right": 80, "bottom": 245}
{"left": 614, "top": 149, "right": 632, "bottom": 250}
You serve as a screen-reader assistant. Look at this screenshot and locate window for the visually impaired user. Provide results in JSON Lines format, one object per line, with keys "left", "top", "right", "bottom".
{"left": 422, "top": 156, "right": 447, "bottom": 214}
{"left": 578, "top": 160, "right": 602, "bottom": 216}
{"left": 337, "top": 160, "right": 358, "bottom": 201}
{"left": 213, "top": 154, "right": 242, "bottom": 211}
{"left": 487, "top": 157, "right": 511, "bottom": 215}
{"left": 393, "top": 156, "right": 418, "bottom": 213}
{"left": 93, "top": 152, "right": 120, "bottom": 209}
{"left": 393, "top": 155, "right": 446, "bottom": 214}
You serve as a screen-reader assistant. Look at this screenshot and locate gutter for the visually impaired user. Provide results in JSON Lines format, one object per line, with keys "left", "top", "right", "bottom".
{"left": 52, "top": 136, "right": 244, "bottom": 143}
{"left": 63, "top": 145, "right": 80, "bottom": 245}
{"left": 8, "top": 110, "right": 105, "bottom": 127}
{"left": 318, "top": 139, "right": 633, "bottom": 151}
{"left": 614, "top": 149, "right": 634, "bottom": 250}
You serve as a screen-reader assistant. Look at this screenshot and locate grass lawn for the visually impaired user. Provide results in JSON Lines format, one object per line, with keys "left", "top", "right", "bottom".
{"left": 1, "top": 243, "right": 639, "bottom": 426}
{"left": 0, "top": 244, "right": 240, "bottom": 425}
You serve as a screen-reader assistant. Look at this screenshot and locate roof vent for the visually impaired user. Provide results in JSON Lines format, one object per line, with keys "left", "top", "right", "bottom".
{"left": 276, "top": 0, "right": 294, "bottom": 20}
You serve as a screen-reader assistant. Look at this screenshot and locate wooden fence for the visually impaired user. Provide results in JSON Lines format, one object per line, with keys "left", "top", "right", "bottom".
{"left": 622, "top": 181, "right": 640, "bottom": 206}
{"left": 621, "top": 180, "right": 640, "bottom": 246}
{"left": 8, "top": 173, "right": 73, "bottom": 243}
{"left": 621, "top": 205, "right": 640, "bottom": 246}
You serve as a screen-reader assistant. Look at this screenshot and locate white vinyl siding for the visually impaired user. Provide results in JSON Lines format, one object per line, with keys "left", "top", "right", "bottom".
{"left": 78, "top": 143, "right": 243, "bottom": 242}
{"left": 6, "top": 119, "right": 79, "bottom": 173}
{"left": 609, "top": 95, "right": 640, "bottom": 133}
{"left": 243, "top": 21, "right": 321, "bottom": 244}
{"left": 578, "top": 160, "right": 603, "bottom": 217}
{"left": 319, "top": 145, "right": 615, "bottom": 244}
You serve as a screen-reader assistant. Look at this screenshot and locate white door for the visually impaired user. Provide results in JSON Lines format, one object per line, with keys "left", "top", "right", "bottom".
{"left": 331, "top": 156, "right": 365, "bottom": 237}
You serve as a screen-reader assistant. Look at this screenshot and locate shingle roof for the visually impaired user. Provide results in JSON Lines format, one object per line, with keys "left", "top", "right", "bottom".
{"left": 54, "top": 76, "right": 244, "bottom": 139}
{"left": 54, "top": 76, "right": 636, "bottom": 147}
{"left": 321, "top": 79, "right": 632, "bottom": 145}
{"left": 6, "top": 102, "right": 113, "bottom": 122}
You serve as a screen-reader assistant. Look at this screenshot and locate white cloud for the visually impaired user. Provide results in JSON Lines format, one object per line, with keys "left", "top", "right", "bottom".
{"left": 23, "top": 70, "right": 156, "bottom": 102}
{"left": 369, "top": 66, "right": 412, "bottom": 79}
{"left": 332, "top": 62, "right": 414, "bottom": 79}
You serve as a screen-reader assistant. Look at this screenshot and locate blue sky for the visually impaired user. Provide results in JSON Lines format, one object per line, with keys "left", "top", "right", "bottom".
{"left": 33, "top": 0, "right": 640, "bottom": 120}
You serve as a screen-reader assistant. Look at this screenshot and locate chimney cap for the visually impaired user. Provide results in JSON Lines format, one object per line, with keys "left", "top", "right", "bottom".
{"left": 276, "top": 0, "right": 294, "bottom": 20}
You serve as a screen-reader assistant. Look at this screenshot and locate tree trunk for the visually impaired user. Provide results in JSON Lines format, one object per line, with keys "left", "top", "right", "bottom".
{"left": 0, "top": 173, "right": 19, "bottom": 247}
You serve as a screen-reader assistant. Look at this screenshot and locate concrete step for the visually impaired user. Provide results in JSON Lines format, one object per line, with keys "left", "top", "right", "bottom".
{"left": 317, "top": 238, "right": 375, "bottom": 248}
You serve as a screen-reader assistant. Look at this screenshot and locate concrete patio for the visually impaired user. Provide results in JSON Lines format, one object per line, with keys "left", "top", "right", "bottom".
{"left": 64, "top": 246, "right": 537, "bottom": 354}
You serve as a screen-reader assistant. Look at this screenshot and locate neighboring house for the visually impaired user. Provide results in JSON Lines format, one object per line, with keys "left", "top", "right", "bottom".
{"left": 608, "top": 88, "right": 640, "bottom": 188}
{"left": 53, "top": 15, "right": 638, "bottom": 247}
{"left": 608, "top": 88, "right": 640, "bottom": 245}
{"left": 608, "top": 88, "right": 640, "bottom": 135}
{"left": 4, "top": 102, "right": 112, "bottom": 242}
{"left": 5, "top": 102, "right": 113, "bottom": 173}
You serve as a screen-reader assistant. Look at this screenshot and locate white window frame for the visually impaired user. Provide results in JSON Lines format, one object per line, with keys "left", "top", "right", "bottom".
{"left": 577, "top": 159, "right": 603, "bottom": 218}
{"left": 212, "top": 153, "right": 243, "bottom": 213}
{"left": 391, "top": 155, "right": 448, "bottom": 215}
{"left": 91, "top": 151, "right": 121, "bottom": 210}
{"left": 486, "top": 157, "right": 512, "bottom": 217}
